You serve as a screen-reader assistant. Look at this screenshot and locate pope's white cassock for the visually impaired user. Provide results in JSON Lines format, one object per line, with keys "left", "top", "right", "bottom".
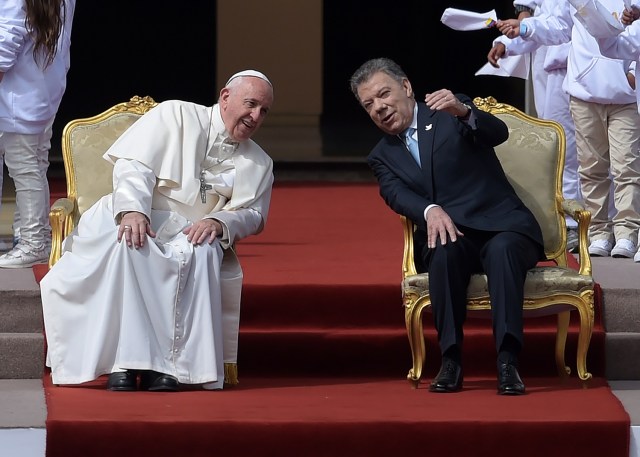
{"left": 40, "top": 100, "right": 273, "bottom": 389}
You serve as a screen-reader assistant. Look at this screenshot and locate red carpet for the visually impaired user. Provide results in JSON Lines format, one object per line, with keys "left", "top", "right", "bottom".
{"left": 44, "top": 375, "right": 628, "bottom": 457}
{"left": 41, "top": 182, "right": 628, "bottom": 457}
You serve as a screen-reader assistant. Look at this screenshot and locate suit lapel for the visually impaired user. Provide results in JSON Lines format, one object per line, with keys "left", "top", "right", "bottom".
{"left": 417, "top": 104, "right": 438, "bottom": 198}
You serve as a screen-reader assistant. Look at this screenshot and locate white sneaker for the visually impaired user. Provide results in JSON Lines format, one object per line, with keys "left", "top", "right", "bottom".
{"left": 611, "top": 239, "right": 637, "bottom": 258}
{"left": 588, "top": 239, "right": 613, "bottom": 257}
{"left": 0, "top": 243, "right": 49, "bottom": 269}
{"left": 635, "top": 249, "right": 640, "bottom": 263}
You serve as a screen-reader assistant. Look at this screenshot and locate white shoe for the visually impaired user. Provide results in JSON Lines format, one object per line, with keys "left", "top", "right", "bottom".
{"left": 611, "top": 239, "right": 637, "bottom": 258}
{"left": 635, "top": 249, "right": 640, "bottom": 263}
{"left": 588, "top": 239, "right": 613, "bottom": 257}
{"left": 0, "top": 243, "right": 49, "bottom": 269}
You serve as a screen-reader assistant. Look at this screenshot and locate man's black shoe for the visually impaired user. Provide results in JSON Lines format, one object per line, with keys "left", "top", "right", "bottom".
{"left": 140, "top": 370, "right": 179, "bottom": 392}
{"left": 107, "top": 370, "right": 138, "bottom": 391}
{"left": 497, "top": 362, "right": 526, "bottom": 395}
{"left": 429, "top": 358, "right": 463, "bottom": 393}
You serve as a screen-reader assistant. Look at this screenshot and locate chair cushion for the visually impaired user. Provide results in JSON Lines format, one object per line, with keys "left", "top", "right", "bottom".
{"left": 403, "top": 266, "right": 594, "bottom": 300}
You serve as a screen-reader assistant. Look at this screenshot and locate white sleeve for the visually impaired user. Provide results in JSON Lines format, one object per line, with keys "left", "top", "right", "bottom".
{"left": 0, "top": 0, "right": 27, "bottom": 72}
{"left": 521, "top": 0, "right": 573, "bottom": 46}
{"left": 212, "top": 208, "right": 264, "bottom": 247}
{"left": 597, "top": 22, "right": 640, "bottom": 61}
{"left": 111, "top": 159, "right": 156, "bottom": 221}
{"left": 514, "top": 0, "right": 541, "bottom": 9}
{"left": 495, "top": 35, "right": 542, "bottom": 56}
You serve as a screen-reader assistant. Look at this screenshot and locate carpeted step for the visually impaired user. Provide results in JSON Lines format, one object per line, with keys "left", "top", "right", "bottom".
{"left": 238, "top": 278, "right": 605, "bottom": 380}
{"left": 606, "top": 333, "right": 640, "bottom": 380}
{"left": 603, "top": 289, "right": 640, "bottom": 332}
{"left": 43, "top": 375, "right": 629, "bottom": 457}
{"left": 236, "top": 322, "right": 604, "bottom": 380}
{"left": 0, "top": 333, "right": 44, "bottom": 379}
{"left": 600, "top": 287, "right": 640, "bottom": 380}
{"left": 0, "top": 290, "right": 43, "bottom": 333}
{"left": 0, "top": 277, "right": 45, "bottom": 379}
{"left": 35, "top": 181, "right": 630, "bottom": 457}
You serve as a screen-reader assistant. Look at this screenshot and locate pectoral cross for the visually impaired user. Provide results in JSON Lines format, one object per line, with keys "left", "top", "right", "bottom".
{"left": 199, "top": 172, "right": 212, "bottom": 203}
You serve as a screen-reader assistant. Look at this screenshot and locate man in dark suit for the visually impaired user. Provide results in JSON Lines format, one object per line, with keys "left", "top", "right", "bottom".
{"left": 350, "top": 57, "right": 544, "bottom": 395}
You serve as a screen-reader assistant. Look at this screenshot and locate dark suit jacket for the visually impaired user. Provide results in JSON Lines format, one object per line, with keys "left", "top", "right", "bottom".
{"left": 367, "top": 95, "right": 544, "bottom": 262}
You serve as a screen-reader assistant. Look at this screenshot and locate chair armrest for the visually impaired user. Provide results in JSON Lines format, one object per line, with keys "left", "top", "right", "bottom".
{"left": 561, "top": 199, "right": 592, "bottom": 277}
{"left": 48, "top": 197, "right": 76, "bottom": 268}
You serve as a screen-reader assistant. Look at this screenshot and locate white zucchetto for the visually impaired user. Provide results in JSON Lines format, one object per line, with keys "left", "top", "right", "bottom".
{"left": 225, "top": 69, "right": 272, "bottom": 87}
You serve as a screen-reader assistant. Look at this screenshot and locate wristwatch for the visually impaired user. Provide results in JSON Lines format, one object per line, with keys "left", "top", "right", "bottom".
{"left": 457, "top": 103, "right": 472, "bottom": 121}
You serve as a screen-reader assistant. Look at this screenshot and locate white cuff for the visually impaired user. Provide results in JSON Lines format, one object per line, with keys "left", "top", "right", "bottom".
{"left": 424, "top": 204, "right": 440, "bottom": 221}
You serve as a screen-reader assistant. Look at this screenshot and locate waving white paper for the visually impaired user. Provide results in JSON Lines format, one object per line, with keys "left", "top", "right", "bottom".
{"left": 440, "top": 8, "right": 499, "bottom": 31}
{"left": 475, "top": 54, "right": 530, "bottom": 79}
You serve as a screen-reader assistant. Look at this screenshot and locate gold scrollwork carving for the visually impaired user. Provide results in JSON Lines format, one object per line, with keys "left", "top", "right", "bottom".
{"left": 113, "top": 95, "right": 158, "bottom": 115}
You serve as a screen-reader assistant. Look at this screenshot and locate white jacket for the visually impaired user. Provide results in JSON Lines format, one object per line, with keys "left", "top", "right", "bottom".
{"left": 521, "top": 0, "right": 636, "bottom": 104}
{"left": 596, "top": 13, "right": 640, "bottom": 111}
{"left": 0, "top": 0, "right": 75, "bottom": 134}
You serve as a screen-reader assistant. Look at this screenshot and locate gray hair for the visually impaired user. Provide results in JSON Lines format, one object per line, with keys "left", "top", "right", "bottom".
{"left": 349, "top": 58, "right": 408, "bottom": 102}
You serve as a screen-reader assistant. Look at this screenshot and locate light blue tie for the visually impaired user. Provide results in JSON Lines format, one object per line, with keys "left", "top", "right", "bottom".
{"left": 405, "top": 127, "right": 421, "bottom": 167}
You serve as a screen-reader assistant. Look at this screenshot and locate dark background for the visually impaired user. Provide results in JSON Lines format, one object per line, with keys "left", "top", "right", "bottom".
{"left": 52, "top": 0, "right": 522, "bottom": 164}
{"left": 321, "top": 0, "right": 525, "bottom": 156}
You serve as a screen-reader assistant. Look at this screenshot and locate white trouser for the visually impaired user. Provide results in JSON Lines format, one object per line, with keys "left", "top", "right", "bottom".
{"left": 0, "top": 122, "right": 53, "bottom": 250}
{"left": 12, "top": 121, "right": 54, "bottom": 243}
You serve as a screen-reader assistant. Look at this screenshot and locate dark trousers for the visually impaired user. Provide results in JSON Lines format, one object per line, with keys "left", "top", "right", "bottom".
{"left": 421, "top": 228, "right": 540, "bottom": 356}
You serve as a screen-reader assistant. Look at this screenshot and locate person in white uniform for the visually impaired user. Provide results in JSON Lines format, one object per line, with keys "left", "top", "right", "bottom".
{"left": 575, "top": 0, "right": 640, "bottom": 262}
{"left": 488, "top": 0, "right": 581, "bottom": 251}
{"left": 0, "top": 0, "right": 75, "bottom": 267}
{"left": 496, "top": 0, "right": 640, "bottom": 260}
{"left": 40, "top": 70, "right": 275, "bottom": 392}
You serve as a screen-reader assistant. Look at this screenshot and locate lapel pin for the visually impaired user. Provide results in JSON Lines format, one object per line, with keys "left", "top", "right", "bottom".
{"left": 425, "top": 124, "right": 433, "bottom": 131}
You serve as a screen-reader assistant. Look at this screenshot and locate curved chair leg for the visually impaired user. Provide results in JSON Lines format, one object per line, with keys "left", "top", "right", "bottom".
{"left": 405, "top": 298, "right": 426, "bottom": 388}
{"left": 555, "top": 311, "right": 571, "bottom": 377}
{"left": 224, "top": 363, "right": 239, "bottom": 386}
{"left": 576, "top": 292, "right": 595, "bottom": 381}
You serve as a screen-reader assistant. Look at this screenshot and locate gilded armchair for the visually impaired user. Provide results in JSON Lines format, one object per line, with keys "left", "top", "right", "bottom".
{"left": 49, "top": 95, "right": 158, "bottom": 268}
{"left": 402, "top": 97, "right": 595, "bottom": 388}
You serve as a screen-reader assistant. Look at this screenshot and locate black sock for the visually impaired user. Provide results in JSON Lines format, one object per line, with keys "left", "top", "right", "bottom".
{"left": 498, "top": 334, "right": 520, "bottom": 365}
{"left": 443, "top": 344, "right": 461, "bottom": 365}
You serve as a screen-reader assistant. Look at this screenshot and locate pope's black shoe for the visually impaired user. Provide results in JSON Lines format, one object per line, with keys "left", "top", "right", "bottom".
{"left": 140, "top": 370, "right": 180, "bottom": 392}
{"left": 107, "top": 370, "right": 138, "bottom": 391}
{"left": 497, "top": 362, "right": 526, "bottom": 395}
{"left": 429, "top": 358, "right": 463, "bottom": 393}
